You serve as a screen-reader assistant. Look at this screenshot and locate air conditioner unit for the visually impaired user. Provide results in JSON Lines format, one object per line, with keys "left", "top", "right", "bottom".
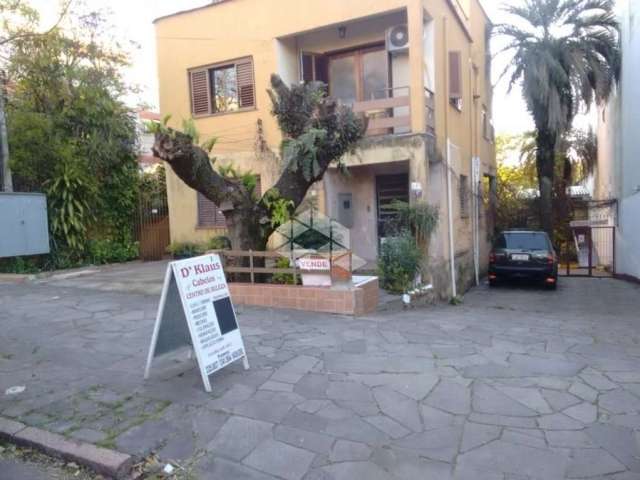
{"left": 386, "top": 24, "right": 409, "bottom": 54}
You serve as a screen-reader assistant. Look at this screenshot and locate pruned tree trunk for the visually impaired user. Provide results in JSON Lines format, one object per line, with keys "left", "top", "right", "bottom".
{"left": 152, "top": 75, "right": 364, "bottom": 258}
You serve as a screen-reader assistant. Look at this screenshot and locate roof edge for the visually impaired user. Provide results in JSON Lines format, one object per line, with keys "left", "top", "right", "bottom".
{"left": 153, "top": 0, "right": 233, "bottom": 24}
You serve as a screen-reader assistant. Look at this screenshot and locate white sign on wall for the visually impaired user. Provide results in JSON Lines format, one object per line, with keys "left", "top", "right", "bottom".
{"left": 144, "top": 254, "right": 249, "bottom": 392}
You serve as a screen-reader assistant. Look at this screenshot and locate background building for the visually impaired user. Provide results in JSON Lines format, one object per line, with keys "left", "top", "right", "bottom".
{"left": 154, "top": 0, "right": 496, "bottom": 296}
{"left": 596, "top": 0, "right": 640, "bottom": 281}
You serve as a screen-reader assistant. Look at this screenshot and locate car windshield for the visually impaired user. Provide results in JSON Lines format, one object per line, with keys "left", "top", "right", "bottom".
{"left": 496, "top": 233, "right": 549, "bottom": 251}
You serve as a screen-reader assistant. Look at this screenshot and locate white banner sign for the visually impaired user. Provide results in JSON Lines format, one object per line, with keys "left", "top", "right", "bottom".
{"left": 297, "top": 257, "right": 331, "bottom": 271}
{"left": 144, "top": 254, "right": 249, "bottom": 392}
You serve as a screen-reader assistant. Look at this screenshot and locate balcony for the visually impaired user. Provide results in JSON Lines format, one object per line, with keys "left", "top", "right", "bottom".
{"left": 352, "top": 86, "right": 436, "bottom": 137}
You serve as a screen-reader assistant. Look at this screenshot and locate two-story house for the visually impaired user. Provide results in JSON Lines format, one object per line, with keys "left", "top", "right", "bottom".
{"left": 154, "top": 0, "right": 496, "bottom": 296}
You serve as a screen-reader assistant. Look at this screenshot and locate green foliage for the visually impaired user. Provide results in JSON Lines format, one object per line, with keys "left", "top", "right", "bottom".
{"left": 263, "top": 188, "right": 294, "bottom": 228}
{"left": 377, "top": 235, "right": 423, "bottom": 294}
{"left": 139, "top": 165, "right": 167, "bottom": 209}
{"left": 283, "top": 128, "right": 328, "bottom": 181}
{"left": 387, "top": 201, "right": 439, "bottom": 244}
{"left": 5, "top": 5, "right": 140, "bottom": 266}
{"left": 45, "top": 157, "right": 94, "bottom": 253}
{"left": 166, "top": 242, "right": 205, "bottom": 258}
{"left": 88, "top": 237, "right": 139, "bottom": 265}
{"left": 217, "top": 164, "right": 260, "bottom": 199}
{"left": 0, "top": 256, "right": 40, "bottom": 274}
{"left": 271, "top": 256, "right": 298, "bottom": 285}
{"left": 207, "top": 236, "right": 232, "bottom": 250}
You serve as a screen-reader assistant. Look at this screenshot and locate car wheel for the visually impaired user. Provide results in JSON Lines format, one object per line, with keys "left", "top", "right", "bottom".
{"left": 489, "top": 279, "right": 498, "bottom": 288}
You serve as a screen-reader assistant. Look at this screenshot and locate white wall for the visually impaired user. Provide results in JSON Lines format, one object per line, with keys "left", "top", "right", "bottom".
{"left": 597, "top": 0, "right": 640, "bottom": 280}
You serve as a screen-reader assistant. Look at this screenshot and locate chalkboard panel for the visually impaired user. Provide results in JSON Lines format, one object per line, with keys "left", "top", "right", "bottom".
{"left": 154, "top": 274, "right": 192, "bottom": 356}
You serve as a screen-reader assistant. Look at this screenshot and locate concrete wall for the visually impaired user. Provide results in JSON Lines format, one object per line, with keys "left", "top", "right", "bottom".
{"left": 596, "top": 0, "right": 640, "bottom": 280}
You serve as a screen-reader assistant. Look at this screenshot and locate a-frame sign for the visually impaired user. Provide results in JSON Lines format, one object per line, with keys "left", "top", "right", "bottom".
{"left": 144, "top": 254, "right": 249, "bottom": 392}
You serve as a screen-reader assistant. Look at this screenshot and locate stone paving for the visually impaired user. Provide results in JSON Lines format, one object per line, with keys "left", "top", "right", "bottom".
{"left": 2, "top": 269, "right": 640, "bottom": 479}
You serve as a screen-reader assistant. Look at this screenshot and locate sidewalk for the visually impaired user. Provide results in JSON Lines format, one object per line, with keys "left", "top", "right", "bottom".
{"left": 1, "top": 273, "right": 640, "bottom": 479}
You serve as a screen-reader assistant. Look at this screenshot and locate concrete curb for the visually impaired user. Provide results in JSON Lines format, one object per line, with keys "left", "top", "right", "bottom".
{"left": 0, "top": 417, "right": 133, "bottom": 479}
{"left": 0, "top": 273, "right": 35, "bottom": 283}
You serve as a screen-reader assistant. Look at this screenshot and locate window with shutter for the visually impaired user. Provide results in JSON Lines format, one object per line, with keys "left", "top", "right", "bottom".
{"left": 188, "top": 57, "right": 255, "bottom": 116}
{"left": 190, "top": 69, "right": 211, "bottom": 116}
{"left": 236, "top": 60, "right": 255, "bottom": 108}
{"left": 196, "top": 175, "right": 261, "bottom": 228}
{"left": 197, "top": 193, "right": 226, "bottom": 228}
{"left": 449, "top": 51, "right": 463, "bottom": 110}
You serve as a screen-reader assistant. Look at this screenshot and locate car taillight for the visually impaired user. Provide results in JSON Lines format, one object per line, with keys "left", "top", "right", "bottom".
{"left": 547, "top": 254, "right": 554, "bottom": 265}
{"left": 489, "top": 253, "right": 496, "bottom": 264}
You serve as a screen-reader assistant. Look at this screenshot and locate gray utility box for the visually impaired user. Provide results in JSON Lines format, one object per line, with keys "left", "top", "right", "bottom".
{"left": 0, "top": 192, "right": 50, "bottom": 258}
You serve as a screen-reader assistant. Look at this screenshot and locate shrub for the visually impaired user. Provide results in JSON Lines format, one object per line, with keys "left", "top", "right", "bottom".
{"left": 89, "top": 238, "right": 139, "bottom": 265}
{"left": 377, "top": 234, "right": 423, "bottom": 294}
{"left": 271, "top": 256, "right": 297, "bottom": 285}
{"left": 207, "top": 236, "right": 232, "bottom": 251}
{"left": 166, "top": 242, "right": 205, "bottom": 259}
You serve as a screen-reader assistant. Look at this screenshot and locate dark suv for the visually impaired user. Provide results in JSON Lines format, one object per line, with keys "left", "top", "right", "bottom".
{"left": 489, "top": 231, "right": 558, "bottom": 289}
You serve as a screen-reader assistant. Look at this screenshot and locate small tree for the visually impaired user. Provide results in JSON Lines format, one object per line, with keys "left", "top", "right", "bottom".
{"left": 153, "top": 76, "right": 364, "bottom": 251}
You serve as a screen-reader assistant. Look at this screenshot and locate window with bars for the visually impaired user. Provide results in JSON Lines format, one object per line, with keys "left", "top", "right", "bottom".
{"left": 196, "top": 176, "right": 261, "bottom": 228}
{"left": 188, "top": 57, "right": 255, "bottom": 116}
{"left": 459, "top": 174, "right": 469, "bottom": 218}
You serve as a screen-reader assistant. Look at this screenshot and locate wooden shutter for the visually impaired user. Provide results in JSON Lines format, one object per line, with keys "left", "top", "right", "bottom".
{"left": 449, "top": 51, "right": 462, "bottom": 100}
{"left": 197, "top": 193, "right": 226, "bottom": 228}
{"left": 236, "top": 59, "right": 255, "bottom": 108}
{"left": 189, "top": 69, "right": 211, "bottom": 116}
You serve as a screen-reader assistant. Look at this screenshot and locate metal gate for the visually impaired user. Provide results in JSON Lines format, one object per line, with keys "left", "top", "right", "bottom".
{"left": 561, "top": 225, "right": 616, "bottom": 277}
{"left": 134, "top": 191, "right": 170, "bottom": 261}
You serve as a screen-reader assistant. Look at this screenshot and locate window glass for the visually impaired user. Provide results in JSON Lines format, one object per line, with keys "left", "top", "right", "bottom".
{"left": 211, "top": 65, "right": 238, "bottom": 113}
{"left": 362, "top": 50, "right": 388, "bottom": 100}
{"left": 329, "top": 56, "right": 357, "bottom": 105}
{"left": 504, "top": 233, "right": 549, "bottom": 250}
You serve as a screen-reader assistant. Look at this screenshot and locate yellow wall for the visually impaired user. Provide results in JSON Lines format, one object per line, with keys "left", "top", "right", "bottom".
{"left": 155, "top": 0, "right": 495, "bottom": 251}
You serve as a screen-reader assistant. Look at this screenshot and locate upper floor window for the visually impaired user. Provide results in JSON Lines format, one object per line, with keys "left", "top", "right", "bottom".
{"left": 188, "top": 57, "right": 255, "bottom": 116}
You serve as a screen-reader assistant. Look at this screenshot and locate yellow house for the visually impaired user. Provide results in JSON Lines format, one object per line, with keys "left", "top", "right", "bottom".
{"left": 154, "top": 0, "right": 496, "bottom": 296}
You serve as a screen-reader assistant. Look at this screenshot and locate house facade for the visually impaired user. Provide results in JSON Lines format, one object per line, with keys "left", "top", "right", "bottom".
{"left": 595, "top": 0, "right": 640, "bottom": 281}
{"left": 154, "top": 0, "right": 496, "bottom": 296}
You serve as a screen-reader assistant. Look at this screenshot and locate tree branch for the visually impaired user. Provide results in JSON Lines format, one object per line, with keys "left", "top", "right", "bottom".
{"left": 152, "top": 129, "right": 248, "bottom": 212}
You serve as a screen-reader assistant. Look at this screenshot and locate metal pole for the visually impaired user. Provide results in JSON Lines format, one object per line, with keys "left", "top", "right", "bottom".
{"left": 612, "top": 226, "right": 616, "bottom": 276}
{"left": 0, "top": 71, "right": 13, "bottom": 192}
{"left": 249, "top": 250, "right": 254, "bottom": 284}
{"left": 588, "top": 227, "right": 593, "bottom": 277}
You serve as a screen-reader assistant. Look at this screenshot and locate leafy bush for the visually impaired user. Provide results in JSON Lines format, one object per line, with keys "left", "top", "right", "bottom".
{"left": 89, "top": 238, "right": 139, "bottom": 265}
{"left": 45, "top": 157, "right": 95, "bottom": 255}
{"left": 271, "top": 256, "right": 298, "bottom": 285}
{"left": 166, "top": 242, "right": 205, "bottom": 258}
{"left": 387, "top": 201, "right": 439, "bottom": 244}
{"left": 0, "top": 256, "right": 41, "bottom": 274}
{"left": 377, "top": 234, "right": 423, "bottom": 294}
{"left": 207, "top": 236, "right": 232, "bottom": 251}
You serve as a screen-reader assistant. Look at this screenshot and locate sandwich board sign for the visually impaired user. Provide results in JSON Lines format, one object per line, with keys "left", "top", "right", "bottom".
{"left": 144, "top": 254, "right": 249, "bottom": 392}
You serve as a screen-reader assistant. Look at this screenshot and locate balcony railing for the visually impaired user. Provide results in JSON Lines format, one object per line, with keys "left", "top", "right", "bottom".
{"left": 351, "top": 86, "right": 436, "bottom": 137}
{"left": 352, "top": 86, "right": 411, "bottom": 136}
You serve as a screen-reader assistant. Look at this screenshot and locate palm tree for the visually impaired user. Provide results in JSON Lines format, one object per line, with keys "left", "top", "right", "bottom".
{"left": 496, "top": 0, "right": 620, "bottom": 238}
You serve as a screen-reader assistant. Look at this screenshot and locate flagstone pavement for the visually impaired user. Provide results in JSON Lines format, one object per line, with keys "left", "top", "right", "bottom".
{"left": 2, "top": 266, "right": 640, "bottom": 479}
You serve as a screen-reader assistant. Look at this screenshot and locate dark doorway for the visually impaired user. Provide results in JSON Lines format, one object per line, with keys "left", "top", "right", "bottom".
{"left": 376, "top": 173, "right": 409, "bottom": 241}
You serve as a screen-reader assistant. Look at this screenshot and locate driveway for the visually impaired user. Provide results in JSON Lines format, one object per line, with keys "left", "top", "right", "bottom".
{"left": 1, "top": 268, "right": 640, "bottom": 480}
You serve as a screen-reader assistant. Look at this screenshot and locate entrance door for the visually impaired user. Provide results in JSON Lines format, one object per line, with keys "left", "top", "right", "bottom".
{"left": 376, "top": 173, "right": 409, "bottom": 241}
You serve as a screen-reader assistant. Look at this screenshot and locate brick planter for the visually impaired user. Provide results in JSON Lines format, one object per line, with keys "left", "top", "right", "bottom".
{"left": 229, "top": 276, "right": 379, "bottom": 315}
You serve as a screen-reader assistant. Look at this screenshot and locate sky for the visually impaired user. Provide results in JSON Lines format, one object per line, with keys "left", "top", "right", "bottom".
{"left": 28, "top": 0, "right": 596, "bottom": 137}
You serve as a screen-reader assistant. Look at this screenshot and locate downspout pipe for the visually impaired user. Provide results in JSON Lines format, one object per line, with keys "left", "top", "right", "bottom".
{"left": 443, "top": 16, "right": 457, "bottom": 299}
